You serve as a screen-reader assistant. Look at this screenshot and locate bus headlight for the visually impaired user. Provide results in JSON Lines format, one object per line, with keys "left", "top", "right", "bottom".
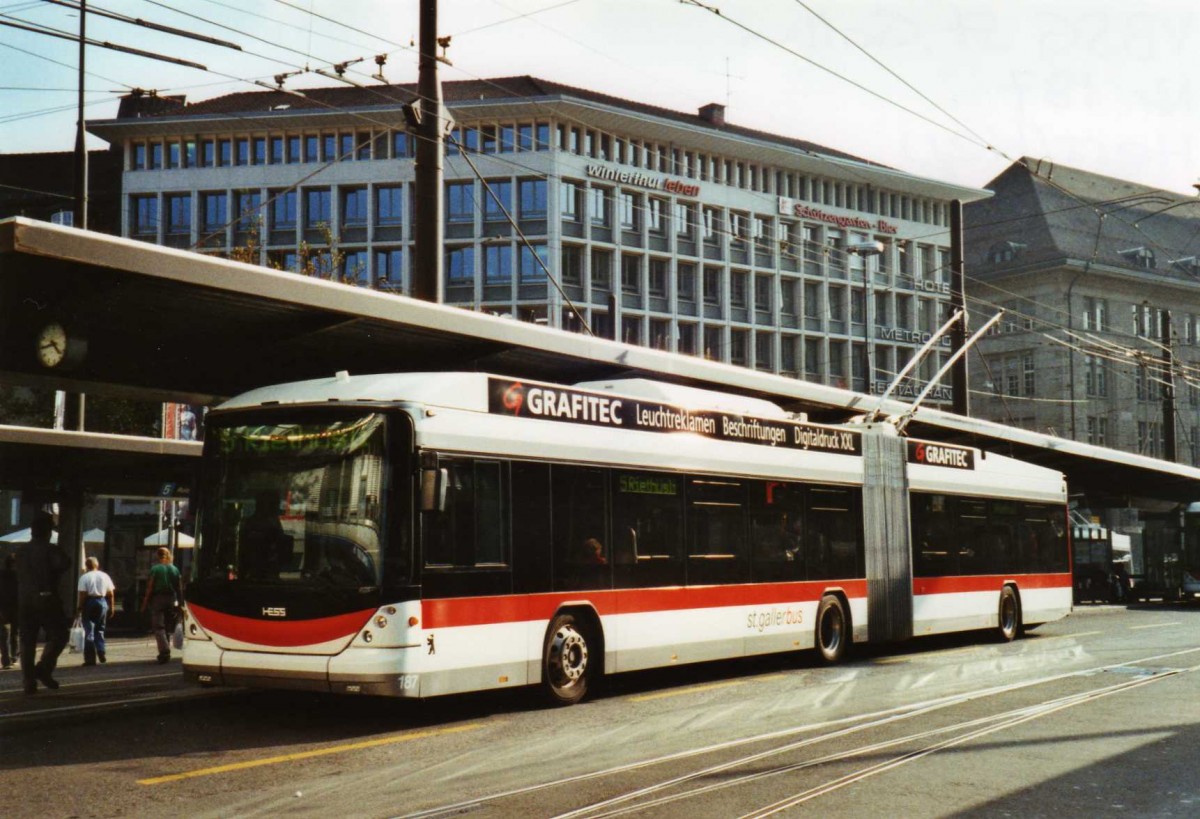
{"left": 374, "top": 615, "right": 388, "bottom": 629}
{"left": 362, "top": 630, "right": 373, "bottom": 643}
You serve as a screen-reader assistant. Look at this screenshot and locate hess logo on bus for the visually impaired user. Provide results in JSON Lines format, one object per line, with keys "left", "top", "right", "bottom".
{"left": 262, "top": 607, "right": 287, "bottom": 617}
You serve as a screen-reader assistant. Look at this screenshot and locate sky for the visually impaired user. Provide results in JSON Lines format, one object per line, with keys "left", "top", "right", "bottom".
{"left": 1, "top": 0, "right": 1198, "bottom": 195}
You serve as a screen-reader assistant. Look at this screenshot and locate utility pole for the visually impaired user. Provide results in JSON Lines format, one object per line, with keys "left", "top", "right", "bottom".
{"left": 1162, "top": 310, "right": 1177, "bottom": 461}
{"left": 949, "top": 200, "right": 968, "bottom": 416}
{"left": 73, "top": 0, "right": 88, "bottom": 230}
{"left": 411, "top": 0, "right": 444, "bottom": 303}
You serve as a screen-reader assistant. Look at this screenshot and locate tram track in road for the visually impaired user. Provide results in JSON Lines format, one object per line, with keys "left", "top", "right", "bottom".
{"left": 398, "top": 645, "right": 1200, "bottom": 819}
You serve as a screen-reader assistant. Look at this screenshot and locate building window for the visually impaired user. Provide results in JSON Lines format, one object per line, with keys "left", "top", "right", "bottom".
{"left": 149, "top": 142, "right": 164, "bottom": 170}
{"left": 621, "top": 315, "right": 641, "bottom": 345}
{"left": 590, "top": 187, "right": 610, "bottom": 226}
{"left": 754, "top": 275, "right": 772, "bottom": 312}
{"left": 1082, "top": 296, "right": 1107, "bottom": 331}
{"left": 704, "top": 326, "right": 722, "bottom": 361}
{"left": 703, "top": 207, "right": 720, "bottom": 241}
{"left": 165, "top": 193, "right": 191, "bottom": 235}
{"left": 253, "top": 137, "right": 267, "bottom": 165}
{"left": 200, "top": 140, "right": 215, "bottom": 168}
{"left": 375, "top": 248, "right": 403, "bottom": 290}
{"left": 342, "top": 250, "right": 369, "bottom": 285}
{"left": 678, "top": 323, "right": 697, "bottom": 355}
{"left": 755, "top": 332, "right": 772, "bottom": 371}
{"left": 621, "top": 254, "right": 641, "bottom": 294}
{"left": 342, "top": 187, "right": 368, "bottom": 227}
{"left": 235, "top": 138, "right": 250, "bottom": 166}
{"left": 648, "top": 198, "right": 665, "bottom": 234}
{"left": 356, "top": 132, "right": 371, "bottom": 160}
{"left": 519, "top": 244, "right": 548, "bottom": 283}
{"left": 376, "top": 185, "right": 403, "bottom": 226}
{"left": 561, "top": 245, "right": 583, "bottom": 285}
{"left": 131, "top": 195, "right": 158, "bottom": 236}
{"left": 286, "top": 135, "right": 301, "bottom": 164}
{"left": 560, "top": 181, "right": 581, "bottom": 221}
{"left": 236, "top": 191, "right": 261, "bottom": 232}
{"left": 50, "top": 210, "right": 73, "bottom": 227}
{"left": 703, "top": 267, "right": 721, "bottom": 305}
{"left": 674, "top": 202, "right": 694, "bottom": 238}
{"left": 271, "top": 190, "right": 297, "bottom": 230}
{"left": 591, "top": 248, "right": 612, "bottom": 288}
{"left": 446, "top": 182, "right": 475, "bottom": 224}
{"left": 518, "top": 179, "right": 547, "bottom": 219}
{"left": 269, "top": 136, "right": 285, "bottom": 164}
{"left": 132, "top": 142, "right": 147, "bottom": 170}
{"left": 392, "top": 131, "right": 412, "bottom": 159}
{"left": 619, "top": 192, "right": 638, "bottom": 230}
{"left": 1085, "top": 355, "right": 1107, "bottom": 397}
{"left": 304, "top": 135, "right": 320, "bottom": 163}
{"left": 166, "top": 142, "right": 182, "bottom": 169}
{"left": 304, "top": 188, "right": 331, "bottom": 228}
{"left": 484, "top": 245, "right": 512, "bottom": 283}
{"left": 730, "top": 329, "right": 748, "bottom": 366}
{"left": 648, "top": 258, "right": 668, "bottom": 295}
{"left": 339, "top": 133, "right": 355, "bottom": 161}
{"left": 483, "top": 180, "right": 512, "bottom": 222}
{"left": 677, "top": 262, "right": 696, "bottom": 302}
{"left": 446, "top": 245, "right": 475, "bottom": 284}
{"left": 200, "top": 192, "right": 227, "bottom": 233}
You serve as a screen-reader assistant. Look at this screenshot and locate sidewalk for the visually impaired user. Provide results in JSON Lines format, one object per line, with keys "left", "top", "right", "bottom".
{"left": 0, "top": 633, "right": 220, "bottom": 723}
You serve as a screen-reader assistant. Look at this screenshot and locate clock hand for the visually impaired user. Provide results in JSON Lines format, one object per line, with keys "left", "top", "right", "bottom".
{"left": 40, "top": 339, "right": 62, "bottom": 353}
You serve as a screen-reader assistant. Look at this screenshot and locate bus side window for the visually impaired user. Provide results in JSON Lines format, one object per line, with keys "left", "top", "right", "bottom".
{"left": 552, "top": 466, "right": 610, "bottom": 592}
{"left": 422, "top": 458, "right": 509, "bottom": 568}
{"left": 686, "top": 477, "right": 748, "bottom": 586}
{"left": 750, "top": 481, "right": 805, "bottom": 583}
{"left": 807, "top": 487, "right": 862, "bottom": 580}
{"left": 612, "top": 471, "right": 683, "bottom": 590}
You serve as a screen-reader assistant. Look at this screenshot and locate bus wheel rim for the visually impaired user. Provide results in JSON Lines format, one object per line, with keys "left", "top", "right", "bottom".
{"left": 549, "top": 626, "right": 588, "bottom": 685}
{"left": 821, "top": 607, "right": 842, "bottom": 651}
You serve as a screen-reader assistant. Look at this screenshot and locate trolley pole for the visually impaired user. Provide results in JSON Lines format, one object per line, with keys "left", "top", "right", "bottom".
{"left": 949, "top": 200, "right": 968, "bottom": 416}
{"left": 411, "top": 0, "right": 443, "bottom": 303}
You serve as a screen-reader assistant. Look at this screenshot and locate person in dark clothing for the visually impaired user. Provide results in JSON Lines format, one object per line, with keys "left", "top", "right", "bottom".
{"left": 15, "top": 511, "right": 70, "bottom": 694}
{"left": 0, "top": 552, "right": 18, "bottom": 669}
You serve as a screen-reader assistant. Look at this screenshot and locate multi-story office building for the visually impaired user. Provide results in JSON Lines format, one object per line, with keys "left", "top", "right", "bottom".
{"left": 88, "top": 76, "right": 985, "bottom": 397}
{"left": 967, "top": 158, "right": 1200, "bottom": 465}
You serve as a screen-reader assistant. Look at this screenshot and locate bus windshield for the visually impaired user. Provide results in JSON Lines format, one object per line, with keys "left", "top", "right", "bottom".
{"left": 196, "top": 413, "right": 389, "bottom": 589}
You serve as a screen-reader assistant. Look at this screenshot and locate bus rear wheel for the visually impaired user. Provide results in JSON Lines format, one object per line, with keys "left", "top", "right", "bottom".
{"left": 815, "top": 595, "right": 848, "bottom": 664}
{"left": 998, "top": 585, "right": 1021, "bottom": 642}
{"left": 542, "top": 613, "right": 593, "bottom": 706}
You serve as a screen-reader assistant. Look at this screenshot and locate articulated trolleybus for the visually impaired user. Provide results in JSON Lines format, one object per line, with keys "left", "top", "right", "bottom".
{"left": 183, "top": 371, "right": 1071, "bottom": 704}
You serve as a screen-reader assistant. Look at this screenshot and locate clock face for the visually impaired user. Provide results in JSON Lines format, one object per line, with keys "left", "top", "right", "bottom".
{"left": 36, "top": 321, "right": 68, "bottom": 368}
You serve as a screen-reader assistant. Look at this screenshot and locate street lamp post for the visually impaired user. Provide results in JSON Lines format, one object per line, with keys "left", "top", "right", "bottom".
{"left": 850, "top": 240, "right": 885, "bottom": 395}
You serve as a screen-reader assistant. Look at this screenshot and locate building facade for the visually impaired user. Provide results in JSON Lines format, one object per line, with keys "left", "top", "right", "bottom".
{"left": 88, "top": 76, "right": 985, "bottom": 399}
{"left": 967, "top": 158, "right": 1200, "bottom": 466}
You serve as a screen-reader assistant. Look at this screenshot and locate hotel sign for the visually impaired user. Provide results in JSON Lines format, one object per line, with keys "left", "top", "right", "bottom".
{"left": 586, "top": 164, "right": 700, "bottom": 197}
{"left": 777, "top": 197, "right": 898, "bottom": 235}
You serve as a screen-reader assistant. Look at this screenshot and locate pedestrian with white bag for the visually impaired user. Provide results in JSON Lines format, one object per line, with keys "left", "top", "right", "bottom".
{"left": 76, "top": 556, "right": 115, "bottom": 665}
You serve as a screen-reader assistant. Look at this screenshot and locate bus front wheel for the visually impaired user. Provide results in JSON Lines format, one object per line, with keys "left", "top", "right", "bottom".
{"left": 998, "top": 585, "right": 1021, "bottom": 642}
{"left": 815, "top": 595, "right": 848, "bottom": 664}
{"left": 542, "top": 613, "right": 593, "bottom": 706}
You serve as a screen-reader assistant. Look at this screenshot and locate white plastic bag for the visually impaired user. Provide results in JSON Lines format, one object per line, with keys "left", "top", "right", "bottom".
{"left": 69, "top": 617, "right": 85, "bottom": 654}
{"left": 172, "top": 621, "right": 184, "bottom": 650}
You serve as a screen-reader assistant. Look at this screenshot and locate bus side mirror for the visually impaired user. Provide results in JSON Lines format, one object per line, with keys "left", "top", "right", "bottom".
{"left": 420, "top": 468, "right": 448, "bottom": 512}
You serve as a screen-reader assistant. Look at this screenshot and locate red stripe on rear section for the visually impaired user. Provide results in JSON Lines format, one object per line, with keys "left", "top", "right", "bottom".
{"left": 422, "top": 580, "right": 869, "bottom": 629}
{"left": 189, "top": 603, "right": 375, "bottom": 647}
{"left": 913, "top": 573, "right": 1072, "bottom": 596}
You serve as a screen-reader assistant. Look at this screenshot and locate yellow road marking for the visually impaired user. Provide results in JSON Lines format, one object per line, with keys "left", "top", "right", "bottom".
{"left": 138, "top": 722, "right": 485, "bottom": 785}
{"left": 1129, "top": 622, "right": 1182, "bottom": 630}
{"left": 630, "top": 679, "right": 744, "bottom": 702}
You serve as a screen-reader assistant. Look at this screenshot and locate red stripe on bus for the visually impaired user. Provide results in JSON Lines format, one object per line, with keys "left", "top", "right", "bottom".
{"left": 422, "top": 580, "right": 869, "bottom": 629}
{"left": 912, "top": 573, "right": 1072, "bottom": 596}
{"left": 189, "top": 603, "right": 375, "bottom": 647}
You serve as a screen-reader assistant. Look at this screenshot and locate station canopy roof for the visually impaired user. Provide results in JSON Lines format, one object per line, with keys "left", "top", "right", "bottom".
{"left": 2, "top": 217, "right": 1198, "bottom": 506}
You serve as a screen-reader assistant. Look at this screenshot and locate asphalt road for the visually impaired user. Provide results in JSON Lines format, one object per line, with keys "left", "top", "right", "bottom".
{"left": 2, "top": 605, "right": 1199, "bottom": 818}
